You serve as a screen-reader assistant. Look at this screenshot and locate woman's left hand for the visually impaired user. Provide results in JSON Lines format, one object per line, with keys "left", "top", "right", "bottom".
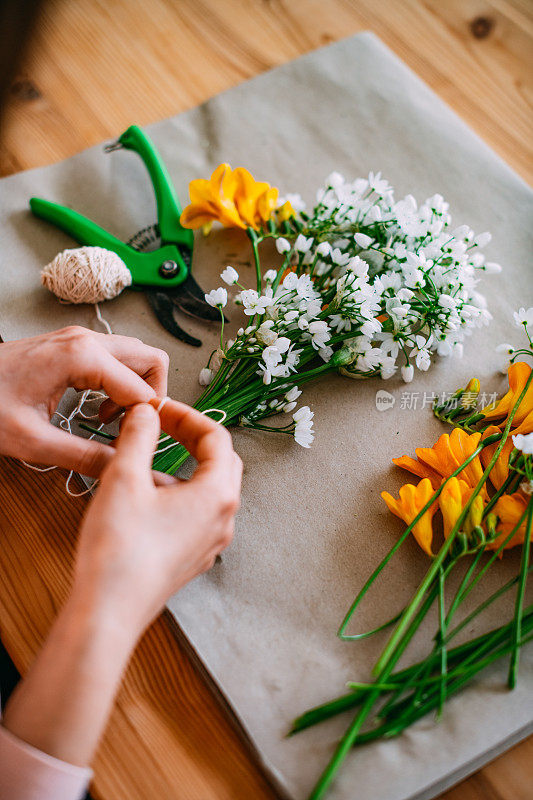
{"left": 0, "top": 326, "right": 169, "bottom": 476}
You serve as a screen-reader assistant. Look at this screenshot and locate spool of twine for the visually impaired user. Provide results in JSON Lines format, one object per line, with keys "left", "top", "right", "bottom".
{"left": 41, "top": 246, "right": 132, "bottom": 304}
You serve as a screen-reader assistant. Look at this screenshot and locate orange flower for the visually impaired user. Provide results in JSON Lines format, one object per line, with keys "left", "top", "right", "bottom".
{"left": 381, "top": 478, "right": 437, "bottom": 556}
{"left": 393, "top": 428, "right": 487, "bottom": 497}
{"left": 180, "top": 163, "right": 294, "bottom": 232}
{"left": 510, "top": 409, "right": 533, "bottom": 437}
{"left": 487, "top": 493, "right": 530, "bottom": 552}
{"left": 480, "top": 425, "right": 515, "bottom": 490}
{"left": 481, "top": 362, "right": 533, "bottom": 428}
{"left": 439, "top": 478, "right": 474, "bottom": 539}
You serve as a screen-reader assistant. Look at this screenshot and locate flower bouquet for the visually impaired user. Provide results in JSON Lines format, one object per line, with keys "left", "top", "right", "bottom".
{"left": 290, "top": 310, "right": 533, "bottom": 799}
{"left": 152, "top": 164, "right": 498, "bottom": 473}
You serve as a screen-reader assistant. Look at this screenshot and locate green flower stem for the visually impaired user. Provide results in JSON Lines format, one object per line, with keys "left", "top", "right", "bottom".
{"left": 379, "top": 558, "right": 456, "bottom": 719}
{"left": 347, "top": 630, "right": 533, "bottom": 747}
{"left": 451, "top": 506, "right": 531, "bottom": 612}
{"left": 508, "top": 500, "right": 533, "bottom": 688}
{"left": 445, "top": 566, "right": 533, "bottom": 646}
{"left": 246, "top": 227, "right": 262, "bottom": 293}
{"left": 291, "top": 609, "right": 533, "bottom": 734}
{"left": 444, "top": 546, "right": 486, "bottom": 628}
{"left": 378, "top": 622, "right": 533, "bottom": 740}
{"left": 437, "top": 566, "right": 447, "bottom": 717}
{"left": 78, "top": 423, "right": 114, "bottom": 441}
{"left": 369, "top": 603, "right": 533, "bottom": 730}
{"left": 337, "top": 436, "right": 500, "bottom": 641}
{"left": 308, "top": 584, "right": 439, "bottom": 799}
{"left": 374, "top": 369, "right": 533, "bottom": 678}
{"left": 272, "top": 251, "right": 292, "bottom": 293}
{"left": 482, "top": 453, "right": 523, "bottom": 517}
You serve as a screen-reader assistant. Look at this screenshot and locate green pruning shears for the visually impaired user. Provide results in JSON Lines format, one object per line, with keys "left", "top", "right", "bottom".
{"left": 29, "top": 124, "right": 221, "bottom": 346}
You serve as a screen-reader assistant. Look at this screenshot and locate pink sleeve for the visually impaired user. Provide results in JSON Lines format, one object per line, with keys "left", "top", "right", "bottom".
{"left": 0, "top": 725, "right": 92, "bottom": 800}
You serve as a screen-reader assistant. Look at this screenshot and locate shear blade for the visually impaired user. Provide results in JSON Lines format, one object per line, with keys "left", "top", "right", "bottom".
{"left": 173, "top": 274, "right": 229, "bottom": 322}
{"left": 146, "top": 289, "right": 202, "bottom": 347}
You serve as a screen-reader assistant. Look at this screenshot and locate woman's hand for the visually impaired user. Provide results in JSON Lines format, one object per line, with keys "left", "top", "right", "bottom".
{"left": 0, "top": 326, "right": 169, "bottom": 476}
{"left": 2, "top": 400, "right": 242, "bottom": 768}
{"left": 74, "top": 399, "right": 243, "bottom": 633}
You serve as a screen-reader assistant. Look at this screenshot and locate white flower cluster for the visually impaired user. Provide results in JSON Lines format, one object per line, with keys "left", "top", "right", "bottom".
{"left": 200, "top": 171, "right": 499, "bottom": 447}
{"left": 306, "top": 172, "right": 495, "bottom": 380}
{"left": 496, "top": 306, "right": 533, "bottom": 373}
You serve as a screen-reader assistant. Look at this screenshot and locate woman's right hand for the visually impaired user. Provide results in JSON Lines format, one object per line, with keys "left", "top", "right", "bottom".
{"left": 1, "top": 400, "right": 242, "bottom": 773}
{"left": 73, "top": 399, "right": 242, "bottom": 635}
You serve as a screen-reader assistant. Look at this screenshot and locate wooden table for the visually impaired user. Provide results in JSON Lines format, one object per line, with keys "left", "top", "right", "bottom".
{"left": 1, "top": 2, "right": 532, "bottom": 798}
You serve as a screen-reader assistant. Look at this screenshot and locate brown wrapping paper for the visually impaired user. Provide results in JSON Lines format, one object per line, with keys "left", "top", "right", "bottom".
{"left": 1, "top": 33, "right": 532, "bottom": 800}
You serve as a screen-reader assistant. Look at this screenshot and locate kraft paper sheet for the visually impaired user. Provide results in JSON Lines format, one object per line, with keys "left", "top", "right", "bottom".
{"left": 1, "top": 33, "right": 532, "bottom": 800}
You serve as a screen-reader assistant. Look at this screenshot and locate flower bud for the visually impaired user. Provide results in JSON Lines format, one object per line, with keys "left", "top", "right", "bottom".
{"left": 465, "top": 495, "right": 484, "bottom": 535}
{"left": 486, "top": 513, "right": 498, "bottom": 540}
{"left": 331, "top": 345, "right": 357, "bottom": 367}
{"left": 199, "top": 367, "right": 213, "bottom": 386}
{"left": 460, "top": 377, "right": 480, "bottom": 410}
{"left": 469, "top": 525, "right": 486, "bottom": 549}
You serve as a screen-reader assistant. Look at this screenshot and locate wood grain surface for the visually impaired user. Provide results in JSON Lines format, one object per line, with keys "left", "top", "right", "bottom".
{"left": 0, "top": 1, "right": 532, "bottom": 799}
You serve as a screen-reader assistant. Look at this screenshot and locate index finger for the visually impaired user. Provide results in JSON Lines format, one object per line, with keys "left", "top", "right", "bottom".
{"left": 150, "top": 398, "right": 234, "bottom": 483}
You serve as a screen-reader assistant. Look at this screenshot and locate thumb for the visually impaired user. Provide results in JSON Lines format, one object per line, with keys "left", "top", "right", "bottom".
{"left": 113, "top": 403, "right": 160, "bottom": 476}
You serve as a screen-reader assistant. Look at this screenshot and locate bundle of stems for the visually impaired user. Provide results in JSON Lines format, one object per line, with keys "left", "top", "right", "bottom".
{"left": 150, "top": 166, "right": 497, "bottom": 473}
{"left": 295, "top": 335, "right": 533, "bottom": 800}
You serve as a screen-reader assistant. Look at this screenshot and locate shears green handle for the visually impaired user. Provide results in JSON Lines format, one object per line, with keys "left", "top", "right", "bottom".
{"left": 29, "top": 198, "right": 187, "bottom": 288}
{"left": 117, "top": 125, "right": 193, "bottom": 251}
{"left": 30, "top": 125, "right": 193, "bottom": 288}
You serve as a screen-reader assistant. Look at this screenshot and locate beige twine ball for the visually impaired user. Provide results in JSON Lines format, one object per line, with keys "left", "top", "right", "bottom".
{"left": 41, "top": 246, "right": 132, "bottom": 304}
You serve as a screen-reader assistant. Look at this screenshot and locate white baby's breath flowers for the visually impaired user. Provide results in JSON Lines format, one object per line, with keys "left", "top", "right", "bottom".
{"left": 198, "top": 367, "right": 214, "bottom": 386}
{"left": 220, "top": 265, "right": 239, "bottom": 285}
{"left": 205, "top": 287, "right": 228, "bottom": 308}
{"left": 513, "top": 433, "right": 533, "bottom": 456}
{"left": 294, "top": 234, "right": 314, "bottom": 253}
{"left": 401, "top": 364, "right": 414, "bottom": 383}
{"left": 293, "top": 406, "right": 314, "bottom": 448}
{"left": 514, "top": 307, "right": 533, "bottom": 329}
{"left": 354, "top": 232, "right": 373, "bottom": 249}
{"left": 276, "top": 237, "right": 291, "bottom": 254}
{"left": 240, "top": 288, "right": 274, "bottom": 316}
{"left": 496, "top": 342, "right": 517, "bottom": 373}
{"left": 193, "top": 169, "right": 499, "bottom": 451}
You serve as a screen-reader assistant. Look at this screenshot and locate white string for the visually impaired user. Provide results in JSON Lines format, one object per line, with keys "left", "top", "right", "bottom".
{"left": 23, "top": 385, "right": 227, "bottom": 488}
{"left": 20, "top": 289, "right": 113, "bottom": 494}
{"left": 156, "top": 396, "right": 169, "bottom": 413}
{"left": 153, "top": 406, "right": 227, "bottom": 455}
{"left": 21, "top": 389, "right": 107, "bottom": 496}
{"left": 94, "top": 302, "right": 113, "bottom": 334}
{"left": 202, "top": 408, "right": 227, "bottom": 423}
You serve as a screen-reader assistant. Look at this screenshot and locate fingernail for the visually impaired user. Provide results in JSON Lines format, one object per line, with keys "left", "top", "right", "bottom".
{"left": 130, "top": 402, "right": 156, "bottom": 420}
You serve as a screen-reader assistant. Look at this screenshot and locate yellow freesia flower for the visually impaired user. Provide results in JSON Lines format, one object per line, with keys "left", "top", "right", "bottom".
{"left": 439, "top": 478, "right": 474, "bottom": 539}
{"left": 381, "top": 478, "right": 437, "bottom": 556}
{"left": 180, "top": 163, "right": 294, "bottom": 232}
{"left": 391, "top": 454, "right": 442, "bottom": 489}
{"left": 482, "top": 362, "right": 533, "bottom": 427}
{"left": 394, "top": 428, "right": 487, "bottom": 498}
{"left": 510, "top": 409, "right": 533, "bottom": 437}
{"left": 480, "top": 425, "right": 515, "bottom": 490}
{"left": 488, "top": 493, "right": 530, "bottom": 552}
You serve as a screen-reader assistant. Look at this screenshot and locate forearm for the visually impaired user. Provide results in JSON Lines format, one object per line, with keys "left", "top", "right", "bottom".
{"left": 2, "top": 589, "right": 138, "bottom": 767}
